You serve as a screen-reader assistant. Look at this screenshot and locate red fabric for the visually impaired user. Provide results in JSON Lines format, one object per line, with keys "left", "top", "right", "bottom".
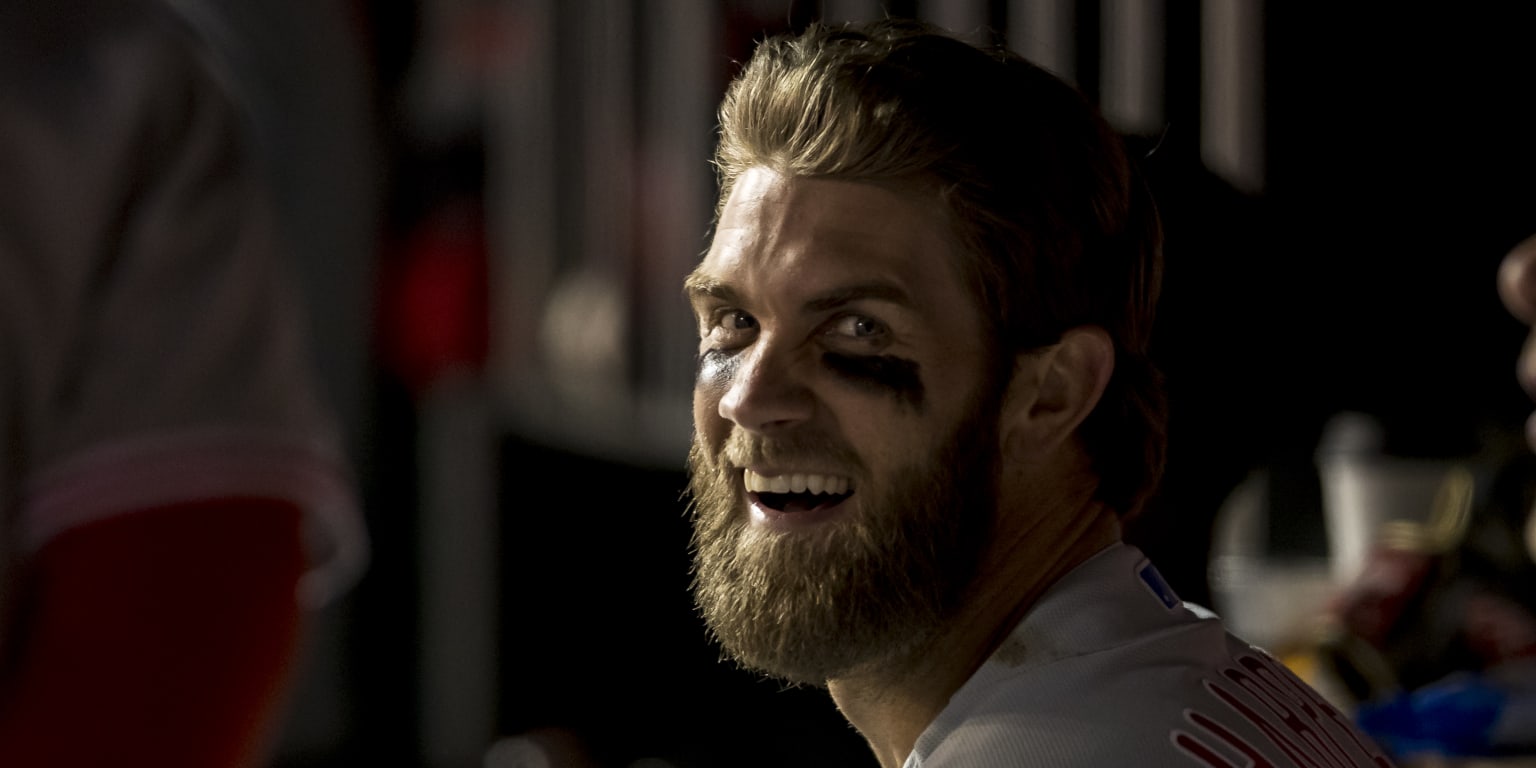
{"left": 0, "top": 498, "right": 306, "bottom": 767}
{"left": 377, "top": 198, "right": 489, "bottom": 395}
{"left": 1328, "top": 546, "right": 1436, "bottom": 647}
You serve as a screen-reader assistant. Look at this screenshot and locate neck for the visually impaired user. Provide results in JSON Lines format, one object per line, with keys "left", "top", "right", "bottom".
{"left": 827, "top": 485, "right": 1122, "bottom": 768}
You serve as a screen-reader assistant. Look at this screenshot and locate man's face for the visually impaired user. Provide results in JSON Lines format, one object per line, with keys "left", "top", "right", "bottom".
{"left": 684, "top": 167, "right": 1001, "bottom": 684}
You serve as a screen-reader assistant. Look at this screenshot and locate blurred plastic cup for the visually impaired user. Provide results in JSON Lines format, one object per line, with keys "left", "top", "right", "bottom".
{"left": 1315, "top": 412, "right": 1473, "bottom": 587}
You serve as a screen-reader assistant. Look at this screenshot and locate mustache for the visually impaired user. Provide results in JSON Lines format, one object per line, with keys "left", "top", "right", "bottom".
{"left": 718, "top": 429, "right": 864, "bottom": 473}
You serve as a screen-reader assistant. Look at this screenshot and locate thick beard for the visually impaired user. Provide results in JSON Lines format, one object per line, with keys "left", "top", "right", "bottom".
{"left": 685, "top": 406, "right": 997, "bottom": 686}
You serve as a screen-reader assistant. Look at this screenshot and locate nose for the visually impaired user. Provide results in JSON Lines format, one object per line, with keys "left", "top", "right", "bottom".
{"left": 717, "top": 342, "right": 813, "bottom": 432}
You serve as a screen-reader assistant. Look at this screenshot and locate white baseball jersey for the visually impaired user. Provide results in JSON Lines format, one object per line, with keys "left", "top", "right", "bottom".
{"left": 0, "top": 0, "right": 367, "bottom": 626}
{"left": 905, "top": 543, "right": 1396, "bottom": 767}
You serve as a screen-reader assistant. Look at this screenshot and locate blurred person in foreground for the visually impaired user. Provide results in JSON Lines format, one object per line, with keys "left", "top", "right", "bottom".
{"left": 682, "top": 19, "right": 1394, "bottom": 768}
{"left": 0, "top": 1, "right": 367, "bottom": 765}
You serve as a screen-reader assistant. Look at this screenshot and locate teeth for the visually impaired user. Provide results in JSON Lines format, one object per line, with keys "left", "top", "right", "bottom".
{"left": 744, "top": 469, "right": 852, "bottom": 495}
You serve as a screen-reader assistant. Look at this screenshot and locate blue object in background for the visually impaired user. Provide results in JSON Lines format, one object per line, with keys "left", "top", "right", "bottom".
{"left": 1356, "top": 674, "right": 1508, "bottom": 760}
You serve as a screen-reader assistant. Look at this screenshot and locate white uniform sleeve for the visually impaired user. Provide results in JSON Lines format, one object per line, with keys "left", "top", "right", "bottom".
{"left": 0, "top": 1, "right": 367, "bottom": 607}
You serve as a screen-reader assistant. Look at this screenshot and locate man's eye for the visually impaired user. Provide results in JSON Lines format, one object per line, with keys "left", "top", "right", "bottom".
{"left": 829, "top": 314, "right": 885, "bottom": 339}
{"left": 701, "top": 309, "right": 757, "bottom": 348}
{"left": 718, "top": 310, "right": 757, "bottom": 332}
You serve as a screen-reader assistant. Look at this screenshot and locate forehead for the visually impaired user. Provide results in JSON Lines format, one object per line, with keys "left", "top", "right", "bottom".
{"left": 689, "top": 168, "right": 968, "bottom": 305}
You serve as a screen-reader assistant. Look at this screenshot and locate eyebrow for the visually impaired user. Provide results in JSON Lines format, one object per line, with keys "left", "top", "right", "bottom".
{"left": 683, "top": 273, "right": 914, "bottom": 314}
{"left": 802, "top": 283, "right": 913, "bottom": 313}
{"left": 683, "top": 271, "right": 732, "bottom": 304}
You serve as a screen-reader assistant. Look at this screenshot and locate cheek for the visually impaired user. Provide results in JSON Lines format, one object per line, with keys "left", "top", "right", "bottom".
{"left": 822, "top": 353, "right": 925, "bottom": 410}
{"left": 691, "top": 391, "right": 716, "bottom": 432}
{"left": 858, "top": 365, "right": 996, "bottom": 471}
{"left": 693, "top": 354, "right": 734, "bottom": 446}
{"left": 696, "top": 349, "right": 738, "bottom": 391}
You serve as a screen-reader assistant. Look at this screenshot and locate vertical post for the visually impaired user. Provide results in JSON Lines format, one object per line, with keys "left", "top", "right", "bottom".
{"left": 1100, "top": 0, "right": 1166, "bottom": 136}
{"left": 484, "top": 0, "right": 558, "bottom": 400}
{"left": 418, "top": 376, "right": 499, "bottom": 767}
{"left": 1201, "top": 0, "right": 1265, "bottom": 194}
{"left": 820, "top": 0, "right": 884, "bottom": 24}
{"left": 1010, "top": 0, "right": 1076, "bottom": 84}
{"left": 917, "top": 0, "right": 991, "bottom": 42}
{"left": 636, "top": 0, "right": 717, "bottom": 455}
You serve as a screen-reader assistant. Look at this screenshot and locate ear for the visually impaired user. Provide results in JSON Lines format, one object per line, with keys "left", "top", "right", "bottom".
{"left": 999, "top": 325, "right": 1115, "bottom": 459}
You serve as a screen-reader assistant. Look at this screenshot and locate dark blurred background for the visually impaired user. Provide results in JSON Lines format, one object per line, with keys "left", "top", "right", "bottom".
{"left": 229, "top": 1, "right": 1536, "bottom": 766}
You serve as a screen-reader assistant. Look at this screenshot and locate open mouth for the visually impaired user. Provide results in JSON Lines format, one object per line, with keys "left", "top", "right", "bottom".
{"left": 743, "top": 469, "right": 853, "bottom": 513}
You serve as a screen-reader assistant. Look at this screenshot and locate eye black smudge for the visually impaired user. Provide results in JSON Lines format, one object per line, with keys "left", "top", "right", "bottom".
{"left": 823, "top": 352, "right": 924, "bottom": 410}
{"left": 697, "top": 349, "right": 738, "bottom": 391}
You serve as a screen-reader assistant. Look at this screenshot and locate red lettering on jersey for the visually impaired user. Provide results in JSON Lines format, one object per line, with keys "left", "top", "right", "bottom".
{"left": 1222, "top": 664, "right": 1350, "bottom": 767}
{"left": 1190, "top": 654, "right": 1395, "bottom": 768}
{"left": 1235, "top": 654, "right": 1390, "bottom": 763}
{"left": 1174, "top": 709, "right": 1279, "bottom": 768}
{"left": 1205, "top": 677, "right": 1328, "bottom": 766}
